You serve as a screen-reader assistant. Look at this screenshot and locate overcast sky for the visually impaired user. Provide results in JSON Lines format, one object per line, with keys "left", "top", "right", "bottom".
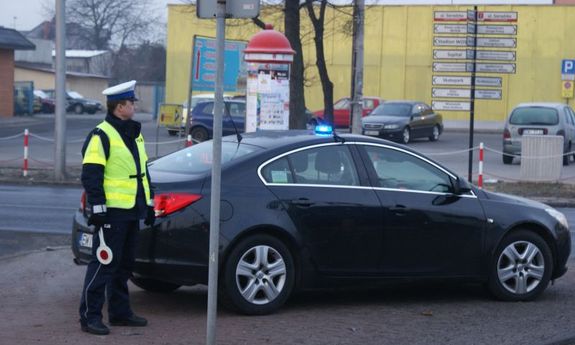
{"left": 0, "top": 0, "right": 181, "bottom": 31}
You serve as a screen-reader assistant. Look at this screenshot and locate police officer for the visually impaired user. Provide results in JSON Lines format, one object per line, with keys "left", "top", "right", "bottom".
{"left": 79, "top": 80, "right": 155, "bottom": 335}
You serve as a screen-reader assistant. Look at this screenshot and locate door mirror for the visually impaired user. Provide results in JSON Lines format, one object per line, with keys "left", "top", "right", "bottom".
{"left": 452, "top": 177, "right": 472, "bottom": 195}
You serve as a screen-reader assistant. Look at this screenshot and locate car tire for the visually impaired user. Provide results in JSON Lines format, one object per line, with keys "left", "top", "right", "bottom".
{"left": 563, "top": 143, "right": 571, "bottom": 166}
{"left": 190, "top": 127, "right": 209, "bottom": 142}
{"left": 130, "top": 277, "right": 181, "bottom": 293}
{"left": 487, "top": 230, "right": 553, "bottom": 302}
{"left": 74, "top": 104, "right": 84, "bottom": 114}
{"left": 428, "top": 125, "right": 440, "bottom": 142}
{"left": 502, "top": 153, "right": 513, "bottom": 165}
{"left": 222, "top": 234, "right": 295, "bottom": 315}
{"left": 401, "top": 127, "right": 410, "bottom": 144}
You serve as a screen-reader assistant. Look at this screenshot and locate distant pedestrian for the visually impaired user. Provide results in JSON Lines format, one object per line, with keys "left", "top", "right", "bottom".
{"left": 78, "top": 80, "right": 155, "bottom": 335}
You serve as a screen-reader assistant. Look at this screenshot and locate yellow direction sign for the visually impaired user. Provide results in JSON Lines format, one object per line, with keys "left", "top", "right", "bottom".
{"left": 562, "top": 81, "right": 574, "bottom": 99}
{"left": 158, "top": 104, "right": 183, "bottom": 126}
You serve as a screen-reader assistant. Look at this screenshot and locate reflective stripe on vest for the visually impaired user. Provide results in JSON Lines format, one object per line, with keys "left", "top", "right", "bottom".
{"left": 94, "top": 121, "right": 151, "bottom": 209}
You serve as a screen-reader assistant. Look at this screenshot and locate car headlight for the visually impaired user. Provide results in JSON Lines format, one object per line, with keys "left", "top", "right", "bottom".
{"left": 384, "top": 124, "right": 400, "bottom": 129}
{"left": 545, "top": 208, "right": 569, "bottom": 229}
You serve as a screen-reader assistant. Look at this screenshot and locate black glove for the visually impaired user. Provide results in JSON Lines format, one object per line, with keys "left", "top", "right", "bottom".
{"left": 144, "top": 206, "right": 156, "bottom": 226}
{"left": 88, "top": 212, "right": 107, "bottom": 228}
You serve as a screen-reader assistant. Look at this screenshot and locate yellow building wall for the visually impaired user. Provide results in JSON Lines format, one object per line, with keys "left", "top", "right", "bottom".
{"left": 166, "top": 4, "right": 575, "bottom": 122}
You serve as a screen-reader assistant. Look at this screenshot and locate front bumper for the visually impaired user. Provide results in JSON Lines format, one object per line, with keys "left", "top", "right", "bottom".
{"left": 363, "top": 128, "right": 403, "bottom": 141}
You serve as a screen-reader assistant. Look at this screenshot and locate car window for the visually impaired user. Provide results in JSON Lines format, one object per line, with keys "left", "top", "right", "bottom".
{"left": 370, "top": 103, "right": 412, "bottom": 116}
{"left": 363, "top": 99, "right": 375, "bottom": 109}
{"left": 261, "top": 157, "right": 294, "bottom": 184}
{"left": 334, "top": 98, "right": 350, "bottom": 110}
{"left": 363, "top": 145, "right": 453, "bottom": 193}
{"left": 422, "top": 104, "right": 434, "bottom": 115}
{"left": 150, "top": 141, "right": 262, "bottom": 174}
{"left": 68, "top": 91, "right": 84, "bottom": 99}
{"left": 198, "top": 102, "right": 214, "bottom": 116}
{"left": 412, "top": 104, "right": 424, "bottom": 114}
{"left": 229, "top": 102, "right": 246, "bottom": 117}
{"left": 509, "top": 107, "right": 559, "bottom": 126}
{"left": 566, "top": 107, "right": 575, "bottom": 125}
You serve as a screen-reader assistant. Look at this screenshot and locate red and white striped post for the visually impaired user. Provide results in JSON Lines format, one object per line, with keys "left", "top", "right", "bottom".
{"left": 186, "top": 134, "right": 193, "bottom": 147}
{"left": 23, "top": 129, "right": 29, "bottom": 177}
{"left": 478, "top": 142, "right": 484, "bottom": 189}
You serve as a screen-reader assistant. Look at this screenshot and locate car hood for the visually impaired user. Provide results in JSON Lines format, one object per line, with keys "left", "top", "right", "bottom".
{"left": 482, "top": 190, "right": 548, "bottom": 209}
{"left": 362, "top": 115, "right": 409, "bottom": 124}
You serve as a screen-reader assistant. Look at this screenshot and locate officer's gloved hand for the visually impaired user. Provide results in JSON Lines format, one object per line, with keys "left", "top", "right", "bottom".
{"left": 144, "top": 206, "right": 156, "bottom": 226}
{"left": 88, "top": 205, "right": 107, "bottom": 228}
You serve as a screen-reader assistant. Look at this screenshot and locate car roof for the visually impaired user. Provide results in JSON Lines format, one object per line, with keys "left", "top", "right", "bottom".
{"left": 514, "top": 102, "right": 566, "bottom": 110}
{"left": 383, "top": 100, "right": 421, "bottom": 105}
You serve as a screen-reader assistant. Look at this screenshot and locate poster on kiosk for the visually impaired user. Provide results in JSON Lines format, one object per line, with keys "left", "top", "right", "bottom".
{"left": 244, "top": 24, "right": 294, "bottom": 132}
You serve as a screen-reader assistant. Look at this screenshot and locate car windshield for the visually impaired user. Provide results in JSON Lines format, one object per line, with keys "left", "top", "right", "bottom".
{"left": 149, "top": 140, "right": 262, "bottom": 174}
{"left": 68, "top": 91, "right": 84, "bottom": 99}
{"left": 34, "top": 90, "right": 48, "bottom": 98}
{"left": 509, "top": 107, "right": 559, "bottom": 126}
{"left": 370, "top": 103, "right": 412, "bottom": 117}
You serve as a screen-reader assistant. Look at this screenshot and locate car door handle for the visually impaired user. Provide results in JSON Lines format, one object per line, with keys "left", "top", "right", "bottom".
{"left": 290, "top": 198, "right": 314, "bottom": 207}
{"left": 390, "top": 205, "right": 408, "bottom": 215}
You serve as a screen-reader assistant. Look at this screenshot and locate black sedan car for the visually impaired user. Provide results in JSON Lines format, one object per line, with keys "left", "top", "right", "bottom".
{"left": 72, "top": 128, "right": 570, "bottom": 315}
{"left": 43, "top": 90, "right": 103, "bottom": 114}
{"left": 362, "top": 101, "right": 443, "bottom": 144}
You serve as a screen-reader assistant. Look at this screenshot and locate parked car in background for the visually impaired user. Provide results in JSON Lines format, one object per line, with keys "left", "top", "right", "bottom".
{"left": 33, "top": 90, "right": 55, "bottom": 113}
{"left": 313, "top": 96, "right": 384, "bottom": 128}
{"left": 72, "top": 129, "right": 571, "bottom": 315}
{"left": 43, "top": 89, "right": 103, "bottom": 114}
{"left": 362, "top": 101, "right": 443, "bottom": 144}
{"left": 187, "top": 99, "right": 246, "bottom": 142}
{"left": 167, "top": 94, "right": 232, "bottom": 136}
{"left": 503, "top": 103, "right": 575, "bottom": 165}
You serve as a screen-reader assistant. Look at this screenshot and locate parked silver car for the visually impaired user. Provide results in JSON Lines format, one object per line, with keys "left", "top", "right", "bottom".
{"left": 503, "top": 103, "right": 575, "bottom": 165}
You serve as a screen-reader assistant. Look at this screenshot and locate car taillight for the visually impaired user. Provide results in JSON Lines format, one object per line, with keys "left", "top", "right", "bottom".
{"left": 154, "top": 193, "right": 202, "bottom": 217}
{"left": 80, "top": 191, "right": 86, "bottom": 211}
{"left": 503, "top": 128, "right": 511, "bottom": 140}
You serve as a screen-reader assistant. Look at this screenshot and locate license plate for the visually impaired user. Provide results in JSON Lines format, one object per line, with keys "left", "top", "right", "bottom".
{"left": 365, "top": 130, "right": 380, "bottom": 136}
{"left": 78, "top": 233, "right": 93, "bottom": 248}
{"left": 523, "top": 129, "right": 544, "bottom": 135}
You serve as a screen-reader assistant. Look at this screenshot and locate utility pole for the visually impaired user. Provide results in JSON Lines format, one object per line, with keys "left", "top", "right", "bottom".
{"left": 350, "top": 0, "right": 365, "bottom": 134}
{"left": 55, "top": 0, "right": 67, "bottom": 181}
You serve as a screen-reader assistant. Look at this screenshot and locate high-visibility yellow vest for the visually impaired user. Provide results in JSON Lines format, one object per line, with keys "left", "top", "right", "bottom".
{"left": 83, "top": 121, "right": 151, "bottom": 209}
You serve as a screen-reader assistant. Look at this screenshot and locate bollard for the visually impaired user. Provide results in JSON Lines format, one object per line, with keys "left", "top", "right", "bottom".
{"left": 23, "top": 129, "right": 29, "bottom": 177}
{"left": 478, "top": 142, "right": 483, "bottom": 189}
{"left": 186, "top": 134, "right": 193, "bottom": 147}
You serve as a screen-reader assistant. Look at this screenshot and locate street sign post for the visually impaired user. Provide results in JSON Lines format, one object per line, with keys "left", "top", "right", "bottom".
{"left": 432, "top": 88, "right": 471, "bottom": 98}
{"left": 433, "top": 62, "right": 474, "bottom": 72}
{"left": 561, "top": 59, "right": 575, "bottom": 81}
{"left": 432, "top": 100, "right": 471, "bottom": 111}
{"left": 562, "top": 81, "right": 574, "bottom": 98}
{"left": 432, "top": 75, "right": 472, "bottom": 86}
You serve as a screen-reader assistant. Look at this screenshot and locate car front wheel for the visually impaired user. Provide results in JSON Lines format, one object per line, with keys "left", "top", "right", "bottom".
{"left": 487, "top": 230, "right": 552, "bottom": 301}
{"left": 222, "top": 234, "right": 295, "bottom": 315}
{"left": 74, "top": 104, "right": 84, "bottom": 114}
{"left": 190, "top": 127, "right": 209, "bottom": 142}
{"left": 429, "top": 125, "right": 440, "bottom": 142}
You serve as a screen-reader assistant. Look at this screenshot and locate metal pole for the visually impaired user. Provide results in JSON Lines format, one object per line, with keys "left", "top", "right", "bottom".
{"left": 350, "top": 0, "right": 365, "bottom": 134}
{"left": 54, "top": 0, "right": 67, "bottom": 181}
{"left": 468, "top": 6, "right": 477, "bottom": 183}
{"left": 206, "top": 1, "right": 225, "bottom": 344}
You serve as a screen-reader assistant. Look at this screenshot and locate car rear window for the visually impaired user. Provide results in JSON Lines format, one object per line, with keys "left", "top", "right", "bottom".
{"left": 149, "top": 141, "right": 262, "bottom": 174}
{"left": 509, "top": 107, "right": 559, "bottom": 126}
{"left": 371, "top": 103, "right": 412, "bottom": 116}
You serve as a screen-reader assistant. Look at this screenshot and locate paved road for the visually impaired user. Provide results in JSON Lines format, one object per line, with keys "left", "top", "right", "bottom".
{"left": 1, "top": 114, "right": 575, "bottom": 182}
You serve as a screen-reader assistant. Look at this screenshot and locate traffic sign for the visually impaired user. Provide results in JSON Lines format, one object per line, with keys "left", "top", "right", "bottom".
{"left": 433, "top": 49, "right": 474, "bottom": 60}
{"left": 432, "top": 75, "right": 472, "bottom": 86}
{"left": 434, "top": 24, "right": 467, "bottom": 34}
{"left": 432, "top": 88, "right": 471, "bottom": 98}
{"left": 561, "top": 59, "right": 575, "bottom": 81}
{"left": 433, "top": 36, "right": 470, "bottom": 47}
{"left": 476, "top": 37, "right": 516, "bottom": 48}
{"left": 475, "top": 63, "right": 516, "bottom": 73}
{"left": 475, "top": 50, "right": 516, "bottom": 61}
{"left": 477, "top": 25, "right": 517, "bottom": 35}
{"left": 475, "top": 89, "right": 502, "bottom": 100}
{"left": 434, "top": 11, "right": 468, "bottom": 22}
{"left": 476, "top": 76, "right": 503, "bottom": 87}
{"left": 432, "top": 101, "right": 471, "bottom": 111}
{"left": 433, "top": 62, "right": 474, "bottom": 73}
{"left": 478, "top": 11, "right": 518, "bottom": 23}
{"left": 562, "top": 81, "right": 574, "bottom": 98}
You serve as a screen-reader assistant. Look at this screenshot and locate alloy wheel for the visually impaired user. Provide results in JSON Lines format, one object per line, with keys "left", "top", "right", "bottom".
{"left": 235, "top": 245, "right": 287, "bottom": 305}
{"left": 497, "top": 241, "right": 545, "bottom": 295}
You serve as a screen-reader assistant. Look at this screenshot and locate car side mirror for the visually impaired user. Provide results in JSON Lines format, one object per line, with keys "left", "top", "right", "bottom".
{"left": 452, "top": 177, "right": 472, "bottom": 195}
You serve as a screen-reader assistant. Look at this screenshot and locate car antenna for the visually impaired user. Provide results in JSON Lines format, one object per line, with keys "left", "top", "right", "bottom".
{"left": 226, "top": 109, "right": 243, "bottom": 143}
{"left": 332, "top": 127, "right": 345, "bottom": 144}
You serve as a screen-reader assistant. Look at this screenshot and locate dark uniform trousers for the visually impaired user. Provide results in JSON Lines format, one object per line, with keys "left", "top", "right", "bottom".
{"left": 79, "top": 219, "right": 139, "bottom": 324}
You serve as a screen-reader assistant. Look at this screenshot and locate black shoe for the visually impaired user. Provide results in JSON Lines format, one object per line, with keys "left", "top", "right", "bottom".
{"left": 81, "top": 320, "right": 110, "bottom": 335}
{"left": 109, "top": 314, "right": 148, "bottom": 327}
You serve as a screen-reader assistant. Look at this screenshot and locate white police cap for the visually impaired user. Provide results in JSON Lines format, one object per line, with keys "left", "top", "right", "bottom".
{"left": 102, "top": 80, "right": 138, "bottom": 101}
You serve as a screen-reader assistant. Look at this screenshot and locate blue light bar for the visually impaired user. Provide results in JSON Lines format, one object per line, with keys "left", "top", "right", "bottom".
{"left": 314, "top": 125, "right": 333, "bottom": 136}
